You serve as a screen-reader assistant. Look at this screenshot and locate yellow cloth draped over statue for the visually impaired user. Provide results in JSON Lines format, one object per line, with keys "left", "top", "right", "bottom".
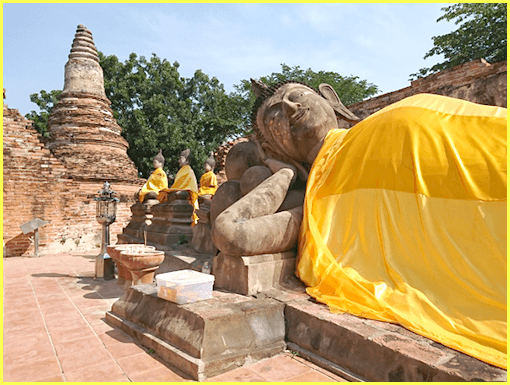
{"left": 198, "top": 171, "right": 218, "bottom": 196}
{"left": 158, "top": 165, "right": 199, "bottom": 225}
{"left": 297, "top": 94, "right": 507, "bottom": 368}
{"left": 138, "top": 167, "right": 168, "bottom": 202}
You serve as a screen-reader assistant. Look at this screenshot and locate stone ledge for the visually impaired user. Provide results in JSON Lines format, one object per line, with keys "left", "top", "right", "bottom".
{"left": 283, "top": 298, "right": 506, "bottom": 382}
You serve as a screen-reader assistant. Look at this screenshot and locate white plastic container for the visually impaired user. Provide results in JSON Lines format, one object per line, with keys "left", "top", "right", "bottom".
{"left": 156, "top": 269, "right": 215, "bottom": 304}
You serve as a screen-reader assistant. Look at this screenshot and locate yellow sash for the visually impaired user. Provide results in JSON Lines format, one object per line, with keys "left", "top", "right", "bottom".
{"left": 138, "top": 167, "right": 168, "bottom": 202}
{"left": 297, "top": 94, "right": 507, "bottom": 368}
{"left": 198, "top": 171, "right": 218, "bottom": 196}
{"left": 158, "top": 165, "right": 199, "bottom": 225}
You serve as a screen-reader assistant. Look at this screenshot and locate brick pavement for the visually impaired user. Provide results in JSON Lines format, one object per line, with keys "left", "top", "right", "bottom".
{"left": 3, "top": 252, "right": 347, "bottom": 382}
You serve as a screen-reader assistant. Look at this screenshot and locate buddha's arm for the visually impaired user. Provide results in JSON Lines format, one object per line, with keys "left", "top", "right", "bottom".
{"left": 211, "top": 168, "right": 303, "bottom": 256}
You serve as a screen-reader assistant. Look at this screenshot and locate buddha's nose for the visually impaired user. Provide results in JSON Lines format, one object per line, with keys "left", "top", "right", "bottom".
{"left": 282, "top": 95, "right": 300, "bottom": 117}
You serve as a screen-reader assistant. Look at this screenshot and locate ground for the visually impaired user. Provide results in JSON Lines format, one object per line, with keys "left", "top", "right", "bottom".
{"left": 2, "top": 252, "right": 346, "bottom": 382}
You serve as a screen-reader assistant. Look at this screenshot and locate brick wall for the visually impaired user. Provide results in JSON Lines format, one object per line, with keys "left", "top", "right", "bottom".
{"left": 3, "top": 104, "right": 144, "bottom": 257}
{"left": 347, "top": 59, "right": 507, "bottom": 122}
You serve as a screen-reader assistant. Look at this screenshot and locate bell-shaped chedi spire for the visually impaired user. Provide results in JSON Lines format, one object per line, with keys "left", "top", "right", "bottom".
{"left": 63, "top": 24, "right": 105, "bottom": 97}
{"left": 47, "top": 25, "right": 139, "bottom": 182}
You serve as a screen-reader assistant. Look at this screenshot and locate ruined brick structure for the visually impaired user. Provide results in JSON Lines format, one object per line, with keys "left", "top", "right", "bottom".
{"left": 47, "top": 25, "right": 138, "bottom": 181}
{"left": 348, "top": 59, "right": 507, "bottom": 122}
{"left": 3, "top": 25, "right": 144, "bottom": 257}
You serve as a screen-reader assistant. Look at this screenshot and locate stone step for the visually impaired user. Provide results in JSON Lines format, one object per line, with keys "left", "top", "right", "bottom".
{"left": 106, "top": 284, "right": 286, "bottom": 381}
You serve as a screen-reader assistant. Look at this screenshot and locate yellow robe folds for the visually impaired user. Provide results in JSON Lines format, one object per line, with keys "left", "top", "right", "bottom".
{"left": 138, "top": 167, "right": 168, "bottom": 202}
{"left": 297, "top": 94, "right": 507, "bottom": 368}
{"left": 198, "top": 171, "right": 218, "bottom": 196}
{"left": 158, "top": 165, "right": 199, "bottom": 225}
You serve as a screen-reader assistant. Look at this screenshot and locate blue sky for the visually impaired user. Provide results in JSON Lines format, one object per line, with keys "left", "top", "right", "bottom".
{"left": 3, "top": 3, "right": 454, "bottom": 116}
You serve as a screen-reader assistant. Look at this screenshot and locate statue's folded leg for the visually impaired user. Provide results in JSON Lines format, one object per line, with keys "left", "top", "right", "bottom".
{"left": 212, "top": 168, "right": 303, "bottom": 256}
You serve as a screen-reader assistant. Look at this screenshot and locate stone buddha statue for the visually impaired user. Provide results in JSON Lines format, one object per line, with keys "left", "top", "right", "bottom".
{"left": 198, "top": 152, "right": 218, "bottom": 198}
{"left": 137, "top": 149, "right": 168, "bottom": 202}
{"left": 211, "top": 80, "right": 359, "bottom": 256}
{"left": 158, "top": 148, "right": 199, "bottom": 224}
{"left": 210, "top": 79, "right": 507, "bottom": 370}
{"left": 191, "top": 152, "right": 219, "bottom": 254}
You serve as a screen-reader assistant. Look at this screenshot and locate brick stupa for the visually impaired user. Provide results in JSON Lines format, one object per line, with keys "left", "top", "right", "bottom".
{"left": 47, "top": 24, "right": 138, "bottom": 181}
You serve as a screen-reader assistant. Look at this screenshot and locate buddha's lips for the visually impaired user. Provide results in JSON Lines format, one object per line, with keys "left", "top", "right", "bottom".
{"left": 290, "top": 108, "right": 308, "bottom": 126}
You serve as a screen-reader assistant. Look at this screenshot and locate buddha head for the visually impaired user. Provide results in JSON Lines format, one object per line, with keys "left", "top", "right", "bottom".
{"left": 251, "top": 79, "right": 359, "bottom": 165}
{"left": 179, "top": 148, "right": 191, "bottom": 167}
{"left": 204, "top": 151, "right": 216, "bottom": 172}
{"left": 153, "top": 149, "right": 165, "bottom": 169}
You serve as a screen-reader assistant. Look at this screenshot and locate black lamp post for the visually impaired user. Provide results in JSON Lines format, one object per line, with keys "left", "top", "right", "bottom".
{"left": 94, "top": 181, "right": 119, "bottom": 280}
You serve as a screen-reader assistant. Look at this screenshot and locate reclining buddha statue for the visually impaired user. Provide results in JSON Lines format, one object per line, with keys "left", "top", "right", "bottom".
{"left": 211, "top": 79, "right": 507, "bottom": 369}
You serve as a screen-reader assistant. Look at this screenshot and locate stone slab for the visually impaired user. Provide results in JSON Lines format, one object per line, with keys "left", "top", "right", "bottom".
{"left": 213, "top": 251, "right": 296, "bottom": 295}
{"left": 107, "top": 284, "right": 286, "bottom": 380}
{"left": 283, "top": 297, "right": 507, "bottom": 382}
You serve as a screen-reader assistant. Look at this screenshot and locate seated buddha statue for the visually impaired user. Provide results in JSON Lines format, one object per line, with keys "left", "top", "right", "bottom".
{"left": 137, "top": 149, "right": 168, "bottom": 202}
{"left": 198, "top": 152, "right": 218, "bottom": 198}
{"left": 211, "top": 78, "right": 507, "bottom": 369}
{"left": 158, "top": 148, "right": 199, "bottom": 224}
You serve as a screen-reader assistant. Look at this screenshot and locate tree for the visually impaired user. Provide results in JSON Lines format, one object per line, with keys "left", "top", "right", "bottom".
{"left": 25, "top": 90, "right": 62, "bottom": 137}
{"left": 234, "top": 64, "right": 379, "bottom": 112}
{"left": 410, "top": 3, "right": 507, "bottom": 80}
{"left": 99, "top": 52, "right": 249, "bottom": 177}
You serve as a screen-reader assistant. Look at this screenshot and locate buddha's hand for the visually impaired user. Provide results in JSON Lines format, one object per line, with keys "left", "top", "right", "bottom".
{"left": 254, "top": 140, "right": 297, "bottom": 185}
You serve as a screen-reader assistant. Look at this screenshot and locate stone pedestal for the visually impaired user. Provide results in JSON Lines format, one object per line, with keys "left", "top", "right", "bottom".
{"left": 119, "top": 191, "right": 194, "bottom": 248}
{"left": 119, "top": 198, "right": 159, "bottom": 244}
{"left": 212, "top": 251, "right": 296, "bottom": 295}
{"left": 106, "top": 284, "right": 286, "bottom": 381}
{"left": 144, "top": 192, "right": 193, "bottom": 246}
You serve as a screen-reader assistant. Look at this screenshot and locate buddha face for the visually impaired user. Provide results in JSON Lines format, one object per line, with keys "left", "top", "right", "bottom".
{"left": 153, "top": 159, "right": 163, "bottom": 169}
{"left": 257, "top": 83, "right": 337, "bottom": 164}
{"left": 179, "top": 155, "right": 188, "bottom": 167}
{"left": 204, "top": 162, "right": 212, "bottom": 172}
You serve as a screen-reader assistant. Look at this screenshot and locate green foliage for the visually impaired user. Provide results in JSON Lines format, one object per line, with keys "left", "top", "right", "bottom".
{"left": 234, "top": 64, "right": 379, "bottom": 114}
{"left": 99, "top": 52, "right": 246, "bottom": 177}
{"left": 24, "top": 90, "right": 62, "bottom": 137}
{"left": 410, "top": 3, "right": 507, "bottom": 80}
{"left": 177, "top": 234, "right": 189, "bottom": 245}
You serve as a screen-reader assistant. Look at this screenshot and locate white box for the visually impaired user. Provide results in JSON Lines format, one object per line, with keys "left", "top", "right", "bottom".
{"left": 156, "top": 269, "right": 215, "bottom": 304}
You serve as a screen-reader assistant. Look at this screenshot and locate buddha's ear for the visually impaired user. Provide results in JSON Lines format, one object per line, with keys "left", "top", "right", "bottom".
{"left": 251, "top": 78, "right": 269, "bottom": 98}
{"left": 319, "top": 83, "right": 360, "bottom": 123}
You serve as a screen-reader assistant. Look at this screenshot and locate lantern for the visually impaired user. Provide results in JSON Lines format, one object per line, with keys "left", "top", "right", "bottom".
{"left": 94, "top": 181, "right": 119, "bottom": 280}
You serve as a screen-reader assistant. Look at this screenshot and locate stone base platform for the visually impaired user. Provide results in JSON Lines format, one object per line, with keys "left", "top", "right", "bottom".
{"left": 105, "top": 247, "right": 506, "bottom": 382}
{"left": 260, "top": 278, "right": 507, "bottom": 382}
{"left": 106, "top": 284, "right": 286, "bottom": 381}
{"left": 213, "top": 251, "right": 296, "bottom": 295}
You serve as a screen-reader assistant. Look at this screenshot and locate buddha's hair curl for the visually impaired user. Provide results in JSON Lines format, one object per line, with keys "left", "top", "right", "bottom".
{"left": 154, "top": 149, "right": 165, "bottom": 166}
{"left": 250, "top": 80, "right": 322, "bottom": 143}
